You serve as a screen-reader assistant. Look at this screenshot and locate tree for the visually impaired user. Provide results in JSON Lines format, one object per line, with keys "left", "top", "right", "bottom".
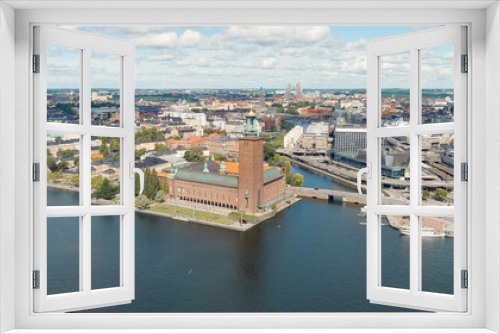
{"left": 213, "top": 153, "right": 227, "bottom": 162}
{"left": 184, "top": 148, "right": 205, "bottom": 162}
{"left": 203, "top": 128, "right": 215, "bottom": 136}
{"left": 155, "top": 190, "right": 166, "bottom": 202}
{"left": 71, "top": 175, "right": 79, "bottom": 187}
{"left": 135, "top": 127, "right": 165, "bottom": 143}
{"left": 99, "top": 138, "right": 110, "bottom": 157}
{"left": 91, "top": 175, "right": 105, "bottom": 189}
{"left": 47, "top": 153, "right": 57, "bottom": 172}
{"left": 220, "top": 130, "right": 227, "bottom": 137}
{"left": 290, "top": 173, "right": 304, "bottom": 187}
{"left": 135, "top": 173, "right": 141, "bottom": 196}
{"left": 263, "top": 142, "right": 276, "bottom": 162}
{"left": 93, "top": 178, "right": 118, "bottom": 200}
{"left": 281, "top": 120, "right": 294, "bottom": 132}
{"left": 273, "top": 133, "right": 286, "bottom": 149}
{"left": 143, "top": 169, "right": 160, "bottom": 200}
{"left": 155, "top": 143, "right": 166, "bottom": 153}
{"left": 434, "top": 188, "right": 448, "bottom": 201}
{"left": 135, "top": 148, "right": 146, "bottom": 160}
{"left": 57, "top": 161, "right": 69, "bottom": 172}
{"left": 109, "top": 138, "right": 120, "bottom": 152}
{"left": 61, "top": 149, "right": 74, "bottom": 158}
{"left": 285, "top": 160, "right": 292, "bottom": 184}
{"left": 135, "top": 194, "right": 150, "bottom": 210}
{"left": 422, "top": 190, "right": 431, "bottom": 201}
{"left": 270, "top": 125, "right": 278, "bottom": 132}
{"left": 269, "top": 154, "right": 284, "bottom": 166}
{"left": 259, "top": 132, "right": 271, "bottom": 141}
{"left": 73, "top": 157, "right": 79, "bottom": 169}
{"left": 113, "top": 151, "right": 120, "bottom": 163}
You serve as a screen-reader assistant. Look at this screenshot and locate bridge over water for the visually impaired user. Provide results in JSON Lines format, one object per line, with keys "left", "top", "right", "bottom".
{"left": 286, "top": 186, "right": 408, "bottom": 206}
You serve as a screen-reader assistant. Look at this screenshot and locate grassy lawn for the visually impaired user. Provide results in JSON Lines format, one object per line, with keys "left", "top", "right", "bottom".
{"left": 149, "top": 204, "right": 236, "bottom": 225}
{"left": 230, "top": 212, "right": 257, "bottom": 220}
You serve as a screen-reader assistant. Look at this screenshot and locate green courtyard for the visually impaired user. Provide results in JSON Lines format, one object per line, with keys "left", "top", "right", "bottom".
{"left": 149, "top": 204, "right": 236, "bottom": 226}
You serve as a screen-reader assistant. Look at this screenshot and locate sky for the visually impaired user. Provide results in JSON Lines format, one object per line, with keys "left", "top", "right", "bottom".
{"left": 45, "top": 26, "right": 454, "bottom": 90}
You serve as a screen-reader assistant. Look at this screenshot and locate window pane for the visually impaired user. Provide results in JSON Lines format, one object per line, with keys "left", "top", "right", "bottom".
{"left": 47, "top": 217, "right": 80, "bottom": 295}
{"left": 421, "top": 133, "right": 454, "bottom": 206}
{"left": 91, "top": 215, "right": 121, "bottom": 290}
{"left": 380, "top": 136, "right": 410, "bottom": 205}
{"left": 381, "top": 215, "right": 410, "bottom": 290}
{"left": 47, "top": 133, "right": 80, "bottom": 206}
{"left": 380, "top": 52, "right": 410, "bottom": 127}
{"left": 91, "top": 52, "right": 121, "bottom": 127}
{"left": 47, "top": 45, "right": 80, "bottom": 124}
{"left": 421, "top": 216, "right": 454, "bottom": 294}
{"left": 91, "top": 136, "right": 121, "bottom": 205}
{"left": 421, "top": 45, "right": 454, "bottom": 124}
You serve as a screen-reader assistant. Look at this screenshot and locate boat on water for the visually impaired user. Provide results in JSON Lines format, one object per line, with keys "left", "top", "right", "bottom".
{"left": 358, "top": 206, "right": 367, "bottom": 217}
{"left": 399, "top": 226, "right": 445, "bottom": 237}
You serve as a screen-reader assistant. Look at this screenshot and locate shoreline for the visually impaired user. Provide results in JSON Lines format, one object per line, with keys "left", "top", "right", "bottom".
{"left": 48, "top": 183, "right": 79, "bottom": 193}
{"left": 287, "top": 156, "right": 361, "bottom": 191}
{"left": 48, "top": 183, "right": 304, "bottom": 232}
{"left": 386, "top": 215, "right": 454, "bottom": 238}
{"left": 137, "top": 195, "right": 301, "bottom": 232}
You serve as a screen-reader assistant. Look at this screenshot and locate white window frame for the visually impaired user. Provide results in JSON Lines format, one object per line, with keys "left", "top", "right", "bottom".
{"left": 366, "top": 26, "right": 467, "bottom": 312}
{"left": 1, "top": 2, "right": 498, "bottom": 333}
{"left": 33, "top": 26, "right": 136, "bottom": 313}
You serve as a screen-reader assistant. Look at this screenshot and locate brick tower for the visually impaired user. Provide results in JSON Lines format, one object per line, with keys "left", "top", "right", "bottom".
{"left": 238, "top": 107, "right": 264, "bottom": 214}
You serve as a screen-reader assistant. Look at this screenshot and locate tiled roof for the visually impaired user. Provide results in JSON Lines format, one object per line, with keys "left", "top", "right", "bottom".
{"left": 214, "top": 161, "right": 273, "bottom": 175}
{"left": 174, "top": 169, "right": 238, "bottom": 188}
{"left": 264, "top": 168, "right": 283, "bottom": 184}
{"left": 182, "top": 161, "right": 220, "bottom": 174}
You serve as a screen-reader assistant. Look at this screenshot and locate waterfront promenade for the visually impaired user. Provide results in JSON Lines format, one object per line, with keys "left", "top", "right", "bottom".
{"left": 279, "top": 149, "right": 454, "bottom": 191}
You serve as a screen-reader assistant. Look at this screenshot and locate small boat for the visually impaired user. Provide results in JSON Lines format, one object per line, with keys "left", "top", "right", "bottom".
{"left": 358, "top": 206, "right": 367, "bottom": 217}
{"left": 399, "top": 226, "right": 445, "bottom": 237}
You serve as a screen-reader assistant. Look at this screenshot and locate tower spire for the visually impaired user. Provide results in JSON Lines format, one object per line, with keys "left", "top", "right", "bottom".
{"left": 245, "top": 105, "right": 258, "bottom": 136}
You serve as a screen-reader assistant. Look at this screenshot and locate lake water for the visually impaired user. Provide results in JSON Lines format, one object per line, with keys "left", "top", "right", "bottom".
{"left": 47, "top": 163, "right": 453, "bottom": 312}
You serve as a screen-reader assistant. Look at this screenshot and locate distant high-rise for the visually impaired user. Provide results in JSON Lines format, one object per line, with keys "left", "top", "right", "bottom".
{"left": 296, "top": 83, "right": 304, "bottom": 99}
{"left": 284, "top": 83, "right": 292, "bottom": 100}
{"left": 259, "top": 95, "right": 266, "bottom": 108}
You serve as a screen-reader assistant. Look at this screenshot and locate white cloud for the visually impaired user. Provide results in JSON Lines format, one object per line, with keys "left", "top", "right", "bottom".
{"left": 65, "top": 25, "right": 454, "bottom": 89}
{"left": 226, "top": 26, "right": 330, "bottom": 46}
{"left": 343, "top": 39, "right": 367, "bottom": 51}
{"left": 175, "top": 57, "right": 227, "bottom": 68}
{"left": 135, "top": 30, "right": 202, "bottom": 48}
{"left": 262, "top": 57, "right": 278, "bottom": 69}
{"left": 178, "top": 30, "right": 202, "bottom": 47}
{"left": 280, "top": 48, "right": 304, "bottom": 57}
{"left": 341, "top": 55, "right": 367, "bottom": 73}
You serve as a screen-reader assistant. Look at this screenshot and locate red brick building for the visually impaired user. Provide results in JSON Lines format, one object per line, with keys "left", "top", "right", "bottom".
{"left": 263, "top": 116, "right": 281, "bottom": 131}
{"left": 166, "top": 110, "right": 285, "bottom": 213}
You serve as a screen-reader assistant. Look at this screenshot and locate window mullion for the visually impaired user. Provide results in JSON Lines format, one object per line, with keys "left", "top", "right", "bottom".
{"left": 409, "top": 47, "right": 419, "bottom": 294}
{"left": 81, "top": 47, "right": 92, "bottom": 295}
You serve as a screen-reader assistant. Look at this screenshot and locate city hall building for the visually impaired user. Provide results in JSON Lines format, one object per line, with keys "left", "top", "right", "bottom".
{"left": 166, "top": 110, "right": 286, "bottom": 213}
